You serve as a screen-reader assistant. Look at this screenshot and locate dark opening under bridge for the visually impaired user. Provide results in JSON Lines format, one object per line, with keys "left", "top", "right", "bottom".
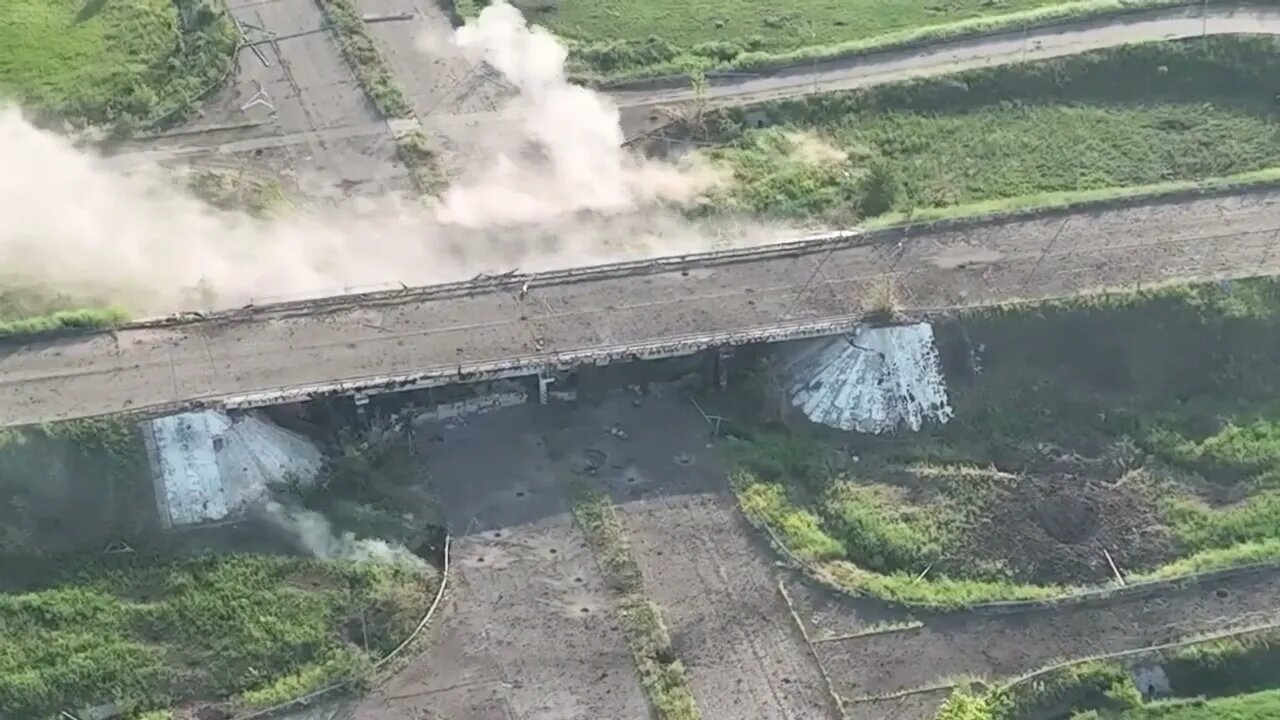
{"left": 2, "top": 186, "right": 1280, "bottom": 428}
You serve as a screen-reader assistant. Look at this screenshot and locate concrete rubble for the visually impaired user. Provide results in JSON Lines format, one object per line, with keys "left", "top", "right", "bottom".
{"left": 775, "top": 322, "right": 953, "bottom": 434}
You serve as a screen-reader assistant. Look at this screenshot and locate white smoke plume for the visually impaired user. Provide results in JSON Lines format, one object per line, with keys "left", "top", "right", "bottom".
{"left": 435, "top": 1, "right": 720, "bottom": 226}
{"left": 0, "top": 1, "right": 765, "bottom": 316}
{"left": 264, "top": 500, "right": 431, "bottom": 573}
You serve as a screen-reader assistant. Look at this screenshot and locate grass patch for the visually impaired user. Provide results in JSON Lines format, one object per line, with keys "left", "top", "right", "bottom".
{"left": 186, "top": 168, "right": 289, "bottom": 216}
{"left": 0, "top": 553, "right": 432, "bottom": 718}
{"left": 395, "top": 128, "right": 448, "bottom": 196}
{"left": 696, "top": 37, "right": 1280, "bottom": 223}
{"left": 934, "top": 629, "right": 1280, "bottom": 719}
{"left": 0, "top": 419, "right": 152, "bottom": 558}
{"left": 729, "top": 277, "right": 1280, "bottom": 607}
{"left": 316, "top": 0, "right": 411, "bottom": 119}
{"left": 0, "top": 0, "right": 238, "bottom": 131}
{"left": 458, "top": 0, "right": 1191, "bottom": 81}
{"left": 0, "top": 306, "right": 128, "bottom": 339}
{"left": 570, "top": 486, "right": 700, "bottom": 720}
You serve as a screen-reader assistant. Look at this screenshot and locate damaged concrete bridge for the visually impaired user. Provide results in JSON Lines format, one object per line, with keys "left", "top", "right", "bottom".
{"left": 3, "top": 187, "right": 1280, "bottom": 428}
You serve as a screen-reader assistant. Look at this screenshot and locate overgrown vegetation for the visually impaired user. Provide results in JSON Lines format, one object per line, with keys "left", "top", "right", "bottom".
{"left": 0, "top": 419, "right": 151, "bottom": 557}
{"left": 395, "top": 128, "right": 448, "bottom": 196}
{"left": 571, "top": 486, "right": 701, "bottom": 720}
{"left": 0, "top": 0, "right": 238, "bottom": 132}
{"left": 697, "top": 37, "right": 1280, "bottom": 223}
{"left": 934, "top": 628, "right": 1280, "bottom": 719}
{"left": 732, "top": 278, "right": 1280, "bottom": 607}
{"left": 0, "top": 553, "right": 431, "bottom": 718}
{"left": 0, "top": 305, "right": 128, "bottom": 339}
{"left": 457, "top": 0, "right": 1189, "bottom": 80}
{"left": 186, "top": 168, "right": 289, "bottom": 216}
{"left": 315, "top": 0, "right": 411, "bottom": 119}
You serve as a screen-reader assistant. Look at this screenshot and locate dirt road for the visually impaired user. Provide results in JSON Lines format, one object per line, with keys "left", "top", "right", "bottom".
{"left": 611, "top": 4, "right": 1280, "bottom": 110}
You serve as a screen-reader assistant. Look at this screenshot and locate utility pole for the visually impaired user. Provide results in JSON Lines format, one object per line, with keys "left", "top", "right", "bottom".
{"left": 1202, "top": 0, "right": 1209, "bottom": 37}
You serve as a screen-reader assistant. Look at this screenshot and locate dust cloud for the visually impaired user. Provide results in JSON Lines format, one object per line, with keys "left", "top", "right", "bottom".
{"left": 264, "top": 501, "right": 431, "bottom": 573}
{"left": 0, "top": 1, "right": 772, "bottom": 316}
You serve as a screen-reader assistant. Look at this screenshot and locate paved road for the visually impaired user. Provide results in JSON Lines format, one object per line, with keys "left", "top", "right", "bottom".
{"left": 111, "top": 3, "right": 1280, "bottom": 163}
{"left": 3, "top": 189, "right": 1278, "bottom": 426}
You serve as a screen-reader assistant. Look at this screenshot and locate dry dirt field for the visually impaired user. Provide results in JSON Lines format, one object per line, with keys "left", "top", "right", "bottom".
{"left": 541, "top": 390, "right": 845, "bottom": 720}
{"left": 349, "top": 405, "right": 649, "bottom": 720}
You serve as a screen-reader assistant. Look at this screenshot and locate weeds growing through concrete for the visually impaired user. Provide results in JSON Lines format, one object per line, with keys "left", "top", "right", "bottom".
{"left": 314, "top": 0, "right": 412, "bottom": 119}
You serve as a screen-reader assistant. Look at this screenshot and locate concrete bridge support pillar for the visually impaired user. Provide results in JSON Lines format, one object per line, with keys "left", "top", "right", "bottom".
{"left": 353, "top": 392, "right": 370, "bottom": 426}
{"left": 538, "top": 372, "right": 554, "bottom": 405}
{"left": 716, "top": 348, "right": 734, "bottom": 390}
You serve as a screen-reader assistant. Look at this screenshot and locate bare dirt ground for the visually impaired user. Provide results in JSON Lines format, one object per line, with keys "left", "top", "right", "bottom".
{"left": 346, "top": 387, "right": 844, "bottom": 720}
{"left": 788, "top": 569, "right": 1280, "bottom": 705}
{"left": 541, "top": 388, "right": 845, "bottom": 720}
{"left": 348, "top": 405, "right": 650, "bottom": 720}
{"left": 357, "top": 0, "right": 521, "bottom": 174}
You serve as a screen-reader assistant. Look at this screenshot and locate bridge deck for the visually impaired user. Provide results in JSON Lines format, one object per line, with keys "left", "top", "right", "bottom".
{"left": 3, "top": 188, "right": 1279, "bottom": 426}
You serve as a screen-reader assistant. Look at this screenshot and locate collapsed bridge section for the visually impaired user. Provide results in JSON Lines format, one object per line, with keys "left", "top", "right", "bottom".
{"left": 2, "top": 185, "right": 1279, "bottom": 428}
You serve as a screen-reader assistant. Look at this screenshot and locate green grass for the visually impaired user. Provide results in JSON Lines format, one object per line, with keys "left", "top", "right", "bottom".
{"left": 731, "top": 277, "right": 1280, "bottom": 607}
{"left": 934, "top": 629, "right": 1280, "bottom": 719}
{"left": 0, "top": 306, "right": 128, "bottom": 339}
{"left": 1113, "top": 690, "right": 1280, "bottom": 720}
{"left": 0, "top": 420, "right": 153, "bottom": 559}
{"left": 0, "top": 0, "right": 237, "bottom": 130}
{"left": 458, "top": 0, "right": 1190, "bottom": 80}
{"left": 700, "top": 37, "right": 1280, "bottom": 223}
{"left": 0, "top": 553, "right": 432, "bottom": 718}
{"left": 187, "top": 169, "right": 289, "bottom": 216}
{"left": 395, "top": 129, "right": 448, "bottom": 197}
{"left": 570, "top": 486, "right": 701, "bottom": 720}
